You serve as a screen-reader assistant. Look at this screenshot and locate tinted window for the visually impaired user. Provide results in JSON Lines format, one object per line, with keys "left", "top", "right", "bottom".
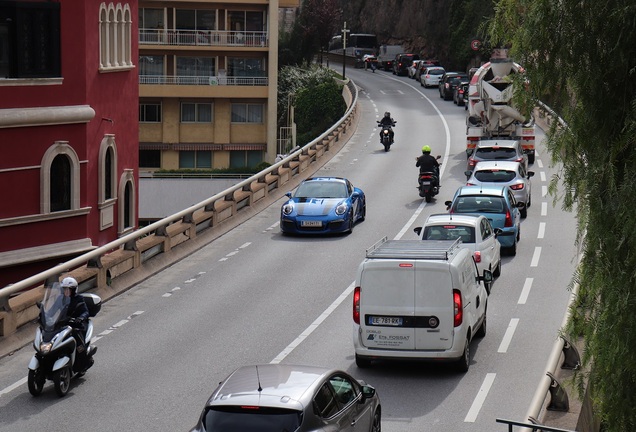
{"left": 428, "top": 69, "right": 444, "bottom": 75}
{"left": 203, "top": 406, "right": 302, "bottom": 432}
{"left": 475, "top": 147, "right": 518, "bottom": 160}
{"left": 314, "top": 383, "right": 339, "bottom": 418}
{"left": 473, "top": 170, "right": 516, "bottom": 182}
{"left": 423, "top": 225, "right": 475, "bottom": 243}
{"left": 453, "top": 196, "right": 506, "bottom": 214}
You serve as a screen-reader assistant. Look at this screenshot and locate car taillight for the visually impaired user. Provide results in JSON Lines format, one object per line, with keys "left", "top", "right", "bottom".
{"left": 509, "top": 183, "right": 524, "bottom": 190}
{"left": 515, "top": 157, "right": 524, "bottom": 163}
{"left": 353, "top": 287, "right": 361, "bottom": 324}
{"left": 468, "top": 158, "right": 477, "bottom": 167}
{"left": 504, "top": 209, "right": 513, "bottom": 227}
{"left": 453, "top": 289, "right": 463, "bottom": 327}
{"left": 474, "top": 251, "right": 481, "bottom": 263}
{"left": 466, "top": 182, "right": 476, "bottom": 186}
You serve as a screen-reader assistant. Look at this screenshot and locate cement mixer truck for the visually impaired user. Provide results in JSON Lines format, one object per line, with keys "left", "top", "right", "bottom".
{"left": 466, "top": 49, "right": 536, "bottom": 164}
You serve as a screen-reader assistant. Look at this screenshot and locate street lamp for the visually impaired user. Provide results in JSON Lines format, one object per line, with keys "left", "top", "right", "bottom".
{"left": 342, "top": 21, "right": 349, "bottom": 79}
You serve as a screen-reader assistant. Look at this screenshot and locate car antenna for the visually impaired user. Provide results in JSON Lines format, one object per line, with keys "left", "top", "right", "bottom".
{"left": 256, "top": 365, "right": 263, "bottom": 392}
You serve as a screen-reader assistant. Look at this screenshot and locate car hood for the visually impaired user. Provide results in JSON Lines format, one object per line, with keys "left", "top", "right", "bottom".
{"left": 291, "top": 198, "right": 344, "bottom": 215}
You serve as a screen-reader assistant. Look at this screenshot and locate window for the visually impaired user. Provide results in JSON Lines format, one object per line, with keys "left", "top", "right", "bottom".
{"left": 176, "top": 9, "right": 216, "bottom": 30}
{"left": 230, "top": 150, "right": 262, "bottom": 169}
{"left": 118, "top": 169, "right": 135, "bottom": 234}
{"left": 140, "top": 103, "right": 161, "bottom": 122}
{"left": 0, "top": 1, "right": 61, "bottom": 79}
{"left": 139, "top": 150, "right": 161, "bottom": 168}
{"left": 41, "top": 142, "right": 81, "bottom": 214}
{"left": 231, "top": 103, "right": 263, "bottom": 123}
{"left": 139, "top": 8, "right": 163, "bottom": 29}
{"left": 227, "top": 57, "right": 265, "bottom": 77}
{"left": 99, "top": 3, "right": 133, "bottom": 70}
{"left": 176, "top": 56, "right": 215, "bottom": 83}
{"left": 227, "top": 11, "right": 264, "bottom": 32}
{"left": 313, "top": 384, "right": 339, "bottom": 419}
{"left": 99, "top": 135, "right": 118, "bottom": 204}
{"left": 139, "top": 55, "right": 164, "bottom": 83}
{"left": 181, "top": 102, "right": 213, "bottom": 123}
{"left": 180, "top": 151, "right": 212, "bottom": 169}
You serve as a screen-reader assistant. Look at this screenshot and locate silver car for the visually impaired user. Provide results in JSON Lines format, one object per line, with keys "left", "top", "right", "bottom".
{"left": 465, "top": 160, "right": 534, "bottom": 218}
{"left": 190, "top": 364, "right": 381, "bottom": 432}
{"left": 419, "top": 66, "right": 445, "bottom": 87}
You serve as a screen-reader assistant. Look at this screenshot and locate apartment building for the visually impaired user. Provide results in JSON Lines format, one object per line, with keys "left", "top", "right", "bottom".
{"left": 138, "top": 0, "right": 299, "bottom": 172}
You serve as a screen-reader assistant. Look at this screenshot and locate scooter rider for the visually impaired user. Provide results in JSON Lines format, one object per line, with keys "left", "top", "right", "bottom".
{"left": 416, "top": 145, "right": 441, "bottom": 186}
{"left": 378, "top": 112, "right": 395, "bottom": 143}
{"left": 61, "top": 277, "right": 89, "bottom": 350}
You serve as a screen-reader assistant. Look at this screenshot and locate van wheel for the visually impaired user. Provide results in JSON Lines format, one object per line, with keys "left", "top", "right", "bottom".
{"left": 356, "top": 354, "right": 372, "bottom": 368}
{"left": 476, "top": 311, "right": 487, "bottom": 338}
{"left": 456, "top": 337, "right": 470, "bottom": 372}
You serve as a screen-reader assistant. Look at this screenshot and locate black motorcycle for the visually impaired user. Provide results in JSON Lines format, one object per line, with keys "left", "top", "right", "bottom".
{"left": 377, "top": 121, "right": 396, "bottom": 152}
{"left": 27, "top": 282, "right": 101, "bottom": 397}
{"left": 418, "top": 156, "right": 442, "bottom": 202}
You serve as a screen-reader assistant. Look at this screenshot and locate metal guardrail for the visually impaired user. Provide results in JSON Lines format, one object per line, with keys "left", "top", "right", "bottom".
{"left": 0, "top": 78, "right": 358, "bottom": 338}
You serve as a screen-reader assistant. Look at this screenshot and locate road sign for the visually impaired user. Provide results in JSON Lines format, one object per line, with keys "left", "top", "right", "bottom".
{"left": 471, "top": 39, "right": 481, "bottom": 51}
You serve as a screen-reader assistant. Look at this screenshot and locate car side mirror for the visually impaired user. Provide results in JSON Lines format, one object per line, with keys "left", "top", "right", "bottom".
{"left": 516, "top": 202, "right": 526, "bottom": 209}
{"left": 413, "top": 227, "right": 422, "bottom": 236}
{"left": 527, "top": 171, "right": 535, "bottom": 178}
{"left": 493, "top": 228, "right": 503, "bottom": 238}
{"left": 464, "top": 170, "right": 472, "bottom": 178}
{"left": 285, "top": 192, "right": 292, "bottom": 198}
{"left": 361, "top": 385, "right": 376, "bottom": 401}
{"left": 444, "top": 201, "right": 452, "bottom": 208}
{"left": 480, "top": 269, "right": 493, "bottom": 284}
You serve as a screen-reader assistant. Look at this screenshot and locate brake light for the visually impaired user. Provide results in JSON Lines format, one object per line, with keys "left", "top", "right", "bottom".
{"left": 353, "top": 287, "right": 361, "bottom": 324}
{"left": 504, "top": 209, "right": 513, "bottom": 227}
{"left": 466, "top": 182, "right": 476, "bottom": 186}
{"left": 468, "top": 158, "right": 477, "bottom": 167}
{"left": 453, "top": 289, "right": 463, "bottom": 327}
{"left": 421, "top": 175, "right": 432, "bottom": 179}
{"left": 509, "top": 183, "right": 524, "bottom": 190}
{"left": 514, "top": 157, "right": 524, "bottom": 163}
{"left": 474, "top": 251, "right": 481, "bottom": 263}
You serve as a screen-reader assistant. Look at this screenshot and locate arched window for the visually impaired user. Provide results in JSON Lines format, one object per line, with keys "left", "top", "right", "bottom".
{"left": 99, "top": 134, "right": 118, "bottom": 203}
{"left": 41, "top": 142, "right": 81, "bottom": 214}
{"left": 99, "top": 2, "right": 133, "bottom": 71}
{"left": 105, "top": 150, "right": 113, "bottom": 199}
{"left": 118, "top": 169, "right": 136, "bottom": 234}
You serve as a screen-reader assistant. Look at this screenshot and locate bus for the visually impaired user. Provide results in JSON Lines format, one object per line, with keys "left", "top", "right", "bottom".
{"left": 328, "top": 33, "right": 378, "bottom": 59}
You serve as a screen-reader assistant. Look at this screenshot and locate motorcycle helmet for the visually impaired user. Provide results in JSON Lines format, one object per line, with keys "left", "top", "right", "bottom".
{"left": 422, "top": 145, "right": 431, "bottom": 154}
{"left": 61, "top": 277, "right": 78, "bottom": 294}
{"left": 384, "top": 112, "right": 391, "bottom": 119}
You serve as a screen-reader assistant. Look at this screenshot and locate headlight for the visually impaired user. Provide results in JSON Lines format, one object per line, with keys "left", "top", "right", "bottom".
{"left": 40, "top": 342, "right": 52, "bottom": 354}
{"left": 282, "top": 203, "right": 294, "bottom": 215}
{"left": 335, "top": 203, "right": 348, "bottom": 215}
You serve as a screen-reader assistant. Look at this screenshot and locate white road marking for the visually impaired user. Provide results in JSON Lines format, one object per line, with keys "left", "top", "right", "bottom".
{"left": 541, "top": 202, "right": 548, "bottom": 216}
{"left": 542, "top": 185, "right": 547, "bottom": 197}
{"left": 172, "top": 287, "right": 181, "bottom": 292}
{"left": 498, "top": 319, "right": 520, "bottom": 352}
{"left": 0, "top": 377, "right": 27, "bottom": 397}
{"left": 531, "top": 247, "right": 542, "bottom": 267}
{"left": 264, "top": 222, "right": 279, "bottom": 232}
{"left": 184, "top": 279, "right": 196, "bottom": 283}
{"left": 226, "top": 251, "right": 239, "bottom": 257}
{"left": 538, "top": 222, "right": 546, "bottom": 239}
{"left": 540, "top": 171, "right": 546, "bottom": 182}
{"left": 518, "top": 278, "right": 533, "bottom": 304}
{"left": 537, "top": 159, "right": 544, "bottom": 168}
{"left": 219, "top": 257, "right": 228, "bottom": 262}
{"left": 162, "top": 293, "right": 172, "bottom": 297}
{"left": 464, "top": 373, "right": 496, "bottom": 422}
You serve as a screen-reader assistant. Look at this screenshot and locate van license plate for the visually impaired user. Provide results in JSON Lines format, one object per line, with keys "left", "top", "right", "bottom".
{"left": 301, "top": 220, "right": 322, "bottom": 227}
{"left": 369, "top": 316, "right": 403, "bottom": 326}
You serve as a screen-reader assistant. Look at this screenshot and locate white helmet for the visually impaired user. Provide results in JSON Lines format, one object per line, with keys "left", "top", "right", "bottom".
{"left": 61, "top": 277, "right": 78, "bottom": 292}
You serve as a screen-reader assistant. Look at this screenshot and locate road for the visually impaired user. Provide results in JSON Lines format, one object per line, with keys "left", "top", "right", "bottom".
{"left": 0, "top": 66, "right": 578, "bottom": 432}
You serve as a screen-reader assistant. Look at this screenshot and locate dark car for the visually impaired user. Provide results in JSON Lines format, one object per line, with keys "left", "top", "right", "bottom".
{"left": 393, "top": 53, "right": 420, "bottom": 76}
{"left": 190, "top": 364, "right": 382, "bottom": 432}
{"left": 454, "top": 81, "right": 469, "bottom": 106}
{"left": 439, "top": 72, "right": 469, "bottom": 100}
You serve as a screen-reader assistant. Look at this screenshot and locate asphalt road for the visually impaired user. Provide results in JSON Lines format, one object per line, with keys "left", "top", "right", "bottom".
{"left": 0, "top": 66, "right": 578, "bottom": 432}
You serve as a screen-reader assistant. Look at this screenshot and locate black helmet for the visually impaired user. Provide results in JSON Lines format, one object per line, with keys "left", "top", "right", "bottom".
{"left": 384, "top": 112, "right": 390, "bottom": 118}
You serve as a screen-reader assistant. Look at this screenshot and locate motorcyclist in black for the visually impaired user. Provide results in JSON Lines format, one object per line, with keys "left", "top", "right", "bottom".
{"left": 61, "top": 277, "right": 90, "bottom": 350}
{"left": 378, "top": 112, "right": 395, "bottom": 143}
{"left": 416, "top": 145, "right": 441, "bottom": 186}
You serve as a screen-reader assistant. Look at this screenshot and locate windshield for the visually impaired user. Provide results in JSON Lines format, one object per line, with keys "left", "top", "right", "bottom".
{"left": 40, "top": 282, "right": 70, "bottom": 331}
{"left": 294, "top": 182, "right": 348, "bottom": 199}
{"left": 474, "top": 170, "right": 516, "bottom": 182}
{"left": 453, "top": 196, "right": 505, "bottom": 214}
{"left": 423, "top": 225, "right": 475, "bottom": 243}
{"left": 203, "top": 406, "right": 302, "bottom": 432}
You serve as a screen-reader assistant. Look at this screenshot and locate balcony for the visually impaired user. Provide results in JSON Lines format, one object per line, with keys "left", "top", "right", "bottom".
{"left": 139, "top": 75, "right": 268, "bottom": 86}
{"left": 139, "top": 29, "right": 269, "bottom": 48}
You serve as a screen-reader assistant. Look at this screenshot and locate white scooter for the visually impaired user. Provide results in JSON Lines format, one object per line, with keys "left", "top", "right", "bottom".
{"left": 27, "top": 282, "right": 101, "bottom": 397}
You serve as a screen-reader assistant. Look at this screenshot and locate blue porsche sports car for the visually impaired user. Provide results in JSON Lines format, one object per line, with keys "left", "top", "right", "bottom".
{"left": 280, "top": 177, "right": 366, "bottom": 235}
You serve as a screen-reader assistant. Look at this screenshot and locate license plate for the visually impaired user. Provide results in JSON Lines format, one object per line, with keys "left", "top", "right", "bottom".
{"left": 369, "top": 316, "right": 403, "bottom": 326}
{"left": 301, "top": 220, "right": 322, "bottom": 227}
{"left": 421, "top": 181, "right": 431, "bottom": 185}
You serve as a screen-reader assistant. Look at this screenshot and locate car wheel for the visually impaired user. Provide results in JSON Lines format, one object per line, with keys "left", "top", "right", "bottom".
{"left": 456, "top": 337, "right": 470, "bottom": 372}
{"left": 53, "top": 364, "right": 71, "bottom": 397}
{"left": 356, "top": 354, "right": 372, "bottom": 368}
{"left": 476, "top": 309, "right": 487, "bottom": 338}
{"left": 371, "top": 408, "right": 381, "bottom": 432}
{"left": 527, "top": 195, "right": 532, "bottom": 208}
{"left": 520, "top": 206, "right": 528, "bottom": 218}
{"left": 359, "top": 202, "right": 366, "bottom": 221}
{"left": 493, "top": 259, "right": 501, "bottom": 277}
{"left": 507, "top": 241, "right": 517, "bottom": 256}
{"left": 347, "top": 211, "right": 354, "bottom": 233}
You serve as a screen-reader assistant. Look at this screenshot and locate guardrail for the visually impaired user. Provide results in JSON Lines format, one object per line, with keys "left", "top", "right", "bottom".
{"left": 0, "top": 78, "right": 358, "bottom": 339}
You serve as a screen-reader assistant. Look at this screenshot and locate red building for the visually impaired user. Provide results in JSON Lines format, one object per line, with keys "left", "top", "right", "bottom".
{"left": 0, "top": 0, "right": 139, "bottom": 288}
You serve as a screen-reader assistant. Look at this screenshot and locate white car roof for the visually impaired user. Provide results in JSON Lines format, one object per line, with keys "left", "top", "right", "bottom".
{"left": 425, "top": 213, "right": 483, "bottom": 227}
{"left": 472, "top": 160, "right": 523, "bottom": 171}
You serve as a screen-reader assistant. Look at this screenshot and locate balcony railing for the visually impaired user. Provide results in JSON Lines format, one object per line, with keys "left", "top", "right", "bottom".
{"left": 139, "top": 75, "right": 268, "bottom": 86}
{"left": 139, "top": 29, "right": 269, "bottom": 48}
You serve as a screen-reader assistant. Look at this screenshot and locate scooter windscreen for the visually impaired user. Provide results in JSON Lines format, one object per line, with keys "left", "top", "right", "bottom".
{"left": 40, "top": 282, "right": 70, "bottom": 332}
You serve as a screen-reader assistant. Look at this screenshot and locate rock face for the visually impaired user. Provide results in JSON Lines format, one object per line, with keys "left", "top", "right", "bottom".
{"left": 341, "top": 0, "right": 493, "bottom": 70}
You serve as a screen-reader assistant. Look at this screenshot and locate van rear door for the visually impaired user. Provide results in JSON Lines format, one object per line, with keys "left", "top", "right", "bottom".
{"left": 358, "top": 260, "right": 416, "bottom": 350}
{"left": 414, "top": 262, "right": 454, "bottom": 350}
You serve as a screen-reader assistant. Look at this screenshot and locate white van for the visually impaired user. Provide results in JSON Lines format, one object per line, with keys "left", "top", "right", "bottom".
{"left": 352, "top": 238, "right": 491, "bottom": 371}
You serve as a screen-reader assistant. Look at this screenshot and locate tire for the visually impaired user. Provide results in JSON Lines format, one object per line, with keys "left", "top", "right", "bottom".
{"left": 425, "top": 193, "right": 432, "bottom": 203}
{"left": 355, "top": 354, "right": 372, "bottom": 368}
{"left": 520, "top": 206, "right": 528, "bottom": 218}
{"left": 507, "top": 240, "right": 517, "bottom": 256}
{"left": 28, "top": 369, "right": 45, "bottom": 397}
{"left": 456, "top": 337, "right": 470, "bottom": 372}
{"left": 476, "top": 309, "right": 487, "bottom": 338}
{"left": 359, "top": 202, "right": 366, "bottom": 221}
{"left": 528, "top": 152, "right": 535, "bottom": 164}
{"left": 493, "top": 259, "right": 501, "bottom": 277}
{"left": 384, "top": 142, "right": 390, "bottom": 152}
{"left": 371, "top": 409, "right": 382, "bottom": 432}
{"left": 53, "top": 364, "right": 72, "bottom": 397}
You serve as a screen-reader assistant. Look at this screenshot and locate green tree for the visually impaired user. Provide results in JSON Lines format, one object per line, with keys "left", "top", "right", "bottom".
{"left": 487, "top": 1, "right": 636, "bottom": 430}
{"left": 295, "top": 80, "right": 346, "bottom": 146}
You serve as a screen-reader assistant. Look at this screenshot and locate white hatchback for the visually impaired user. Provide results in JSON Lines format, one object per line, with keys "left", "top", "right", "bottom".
{"left": 419, "top": 66, "right": 445, "bottom": 87}
{"left": 414, "top": 213, "right": 501, "bottom": 293}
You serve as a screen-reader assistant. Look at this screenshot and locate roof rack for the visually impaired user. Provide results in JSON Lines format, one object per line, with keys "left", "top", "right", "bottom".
{"left": 366, "top": 237, "right": 462, "bottom": 260}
